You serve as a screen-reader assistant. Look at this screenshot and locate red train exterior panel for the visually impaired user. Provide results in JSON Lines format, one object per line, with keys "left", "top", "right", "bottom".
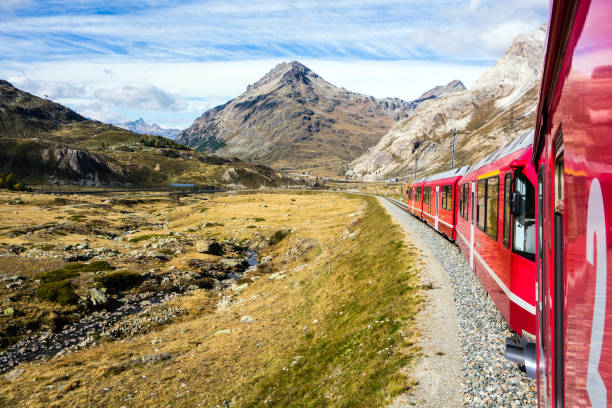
{"left": 533, "top": 0, "right": 612, "bottom": 406}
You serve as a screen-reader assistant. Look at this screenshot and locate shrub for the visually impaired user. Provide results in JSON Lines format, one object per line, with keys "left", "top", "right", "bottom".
{"left": 128, "top": 234, "right": 164, "bottom": 243}
{"left": 269, "top": 229, "right": 291, "bottom": 245}
{"left": 37, "top": 261, "right": 114, "bottom": 282}
{"left": 37, "top": 280, "right": 78, "bottom": 306}
{"left": 36, "top": 269, "right": 79, "bottom": 283}
{"left": 72, "top": 261, "right": 114, "bottom": 272}
{"left": 96, "top": 270, "right": 142, "bottom": 293}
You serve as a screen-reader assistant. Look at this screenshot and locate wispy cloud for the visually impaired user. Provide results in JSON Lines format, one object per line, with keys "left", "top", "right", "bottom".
{"left": 0, "top": 0, "right": 548, "bottom": 128}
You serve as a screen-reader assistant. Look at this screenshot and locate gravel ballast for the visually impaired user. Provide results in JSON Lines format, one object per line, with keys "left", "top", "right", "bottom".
{"left": 379, "top": 197, "right": 536, "bottom": 407}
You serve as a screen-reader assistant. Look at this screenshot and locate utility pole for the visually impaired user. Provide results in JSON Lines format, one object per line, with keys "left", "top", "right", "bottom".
{"left": 451, "top": 131, "right": 456, "bottom": 170}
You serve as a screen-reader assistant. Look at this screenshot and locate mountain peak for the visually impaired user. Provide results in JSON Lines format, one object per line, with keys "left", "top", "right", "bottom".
{"left": 415, "top": 79, "right": 466, "bottom": 102}
{"left": 247, "top": 60, "right": 319, "bottom": 93}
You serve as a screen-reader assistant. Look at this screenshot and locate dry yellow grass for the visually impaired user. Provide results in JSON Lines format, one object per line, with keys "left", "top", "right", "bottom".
{"left": 0, "top": 191, "right": 423, "bottom": 407}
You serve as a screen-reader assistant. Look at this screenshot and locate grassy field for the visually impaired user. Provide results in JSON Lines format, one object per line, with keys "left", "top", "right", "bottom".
{"left": 0, "top": 191, "right": 423, "bottom": 407}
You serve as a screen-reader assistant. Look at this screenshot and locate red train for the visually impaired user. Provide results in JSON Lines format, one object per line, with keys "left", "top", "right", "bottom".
{"left": 407, "top": 131, "right": 538, "bottom": 344}
{"left": 405, "top": 1, "right": 612, "bottom": 405}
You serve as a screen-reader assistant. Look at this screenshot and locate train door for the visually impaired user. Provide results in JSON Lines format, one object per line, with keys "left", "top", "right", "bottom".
{"left": 435, "top": 185, "right": 440, "bottom": 230}
{"left": 511, "top": 171, "right": 536, "bottom": 339}
{"left": 552, "top": 133, "right": 564, "bottom": 408}
{"left": 470, "top": 180, "right": 475, "bottom": 269}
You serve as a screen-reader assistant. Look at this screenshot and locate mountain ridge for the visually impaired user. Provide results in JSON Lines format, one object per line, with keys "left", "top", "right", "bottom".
{"left": 178, "top": 61, "right": 454, "bottom": 175}
{"left": 115, "top": 118, "right": 181, "bottom": 140}
{"left": 349, "top": 25, "right": 546, "bottom": 181}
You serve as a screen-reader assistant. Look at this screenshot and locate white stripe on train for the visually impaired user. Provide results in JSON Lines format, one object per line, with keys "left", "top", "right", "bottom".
{"left": 456, "top": 230, "right": 536, "bottom": 315}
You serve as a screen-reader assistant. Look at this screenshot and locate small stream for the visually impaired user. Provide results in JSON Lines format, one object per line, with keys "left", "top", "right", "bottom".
{"left": 0, "top": 251, "right": 259, "bottom": 374}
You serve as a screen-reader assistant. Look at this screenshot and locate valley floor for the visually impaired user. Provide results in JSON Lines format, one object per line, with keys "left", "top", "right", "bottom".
{"left": 0, "top": 190, "right": 424, "bottom": 407}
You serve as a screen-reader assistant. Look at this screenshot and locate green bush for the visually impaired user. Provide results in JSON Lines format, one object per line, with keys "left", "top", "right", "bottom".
{"left": 36, "top": 269, "right": 79, "bottom": 283}
{"left": 37, "top": 261, "right": 114, "bottom": 282}
{"left": 96, "top": 270, "right": 142, "bottom": 293}
{"left": 69, "top": 261, "right": 114, "bottom": 272}
{"left": 37, "top": 280, "right": 78, "bottom": 305}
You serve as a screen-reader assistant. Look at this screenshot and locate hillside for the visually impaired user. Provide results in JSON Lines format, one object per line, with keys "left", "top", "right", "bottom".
{"left": 0, "top": 81, "right": 285, "bottom": 189}
{"left": 349, "top": 25, "right": 546, "bottom": 181}
{"left": 178, "top": 62, "right": 462, "bottom": 176}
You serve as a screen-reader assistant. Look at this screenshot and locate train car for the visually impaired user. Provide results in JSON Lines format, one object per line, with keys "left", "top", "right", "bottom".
{"left": 420, "top": 166, "right": 470, "bottom": 240}
{"left": 406, "top": 177, "right": 428, "bottom": 218}
{"left": 529, "top": 1, "right": 612, "bottom": 406}
{"left": 455, "top": 130, "right": 538, "bottom": 341}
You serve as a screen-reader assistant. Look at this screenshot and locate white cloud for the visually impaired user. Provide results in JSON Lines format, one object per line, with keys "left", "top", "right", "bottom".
{"left": 75, "top": 102, "right": 127, "bottom": 123}
{"left": 94, "top": 84, "right": 187, "bottom": 112}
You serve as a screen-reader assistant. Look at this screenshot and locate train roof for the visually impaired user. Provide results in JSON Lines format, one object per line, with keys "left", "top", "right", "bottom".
{"left": 470, "top": 129, "right": 534, "bottom": 173}
{"left": 424, "top": 165, "right": 471, "bottom": 183}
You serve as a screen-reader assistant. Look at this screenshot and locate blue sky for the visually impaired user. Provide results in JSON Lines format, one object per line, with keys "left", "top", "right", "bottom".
{"left": 0, "top": 0, "right": 548, "bottom": 129}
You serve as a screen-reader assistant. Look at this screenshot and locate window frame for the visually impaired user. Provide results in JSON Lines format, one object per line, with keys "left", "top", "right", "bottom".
{"left": 459, "top": 183, "right": 469, "bottom": 220}
{"left": 512, "top": 173, "right": 536, "bottom": 261}
{"left": 476, "top": 174, "right": 500, "bottom": 240}
{"left": 442, "top": 185, "right": 452, "bottom": 211}
{"left": 503, "top": 172, "right": 512, "bottom": 248}
{"left": 485, "top": 176, "right": 499, "bottom": 240}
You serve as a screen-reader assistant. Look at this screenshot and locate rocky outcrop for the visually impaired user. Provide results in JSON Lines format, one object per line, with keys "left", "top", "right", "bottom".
{"left": 177, "top": 61, "right": 416, "bottom": 175}
{"left": 41, "top": 145, "right": 126, "bottom": 186}
{"left": 349, "top": 25, "right": 546, "bottom": 180}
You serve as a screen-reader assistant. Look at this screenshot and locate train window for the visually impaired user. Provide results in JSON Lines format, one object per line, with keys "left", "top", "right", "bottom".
{"left": 486, "top": 176, "right": 499, "bottom": 239}
{"left": 477, "top": 179, "right": 486, "bottom": 230}
{"left": 503, "top": 173, "right": 512, "bottom": 248}
{"left": 442, "top": 185, "right": 452, "bottom": 210}
{"left": 424, "top": 187, "right": 431, "bottom": 212}
{"left": 512, "top": 174, "right": 536, "bottom": 261}
{"left": 460, "top": 183, "right": 469, "bottom": 219}
{"left": 416, "top": 187, "right": 421, "bottom": 202}
{"left": 476, "top": 175, "right": 499, "bottom": 239}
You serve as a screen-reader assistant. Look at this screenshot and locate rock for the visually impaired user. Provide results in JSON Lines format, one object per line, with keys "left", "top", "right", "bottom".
{"left": 89, "top": 288, "right": 108, "bottom": 306}
{"left": 240, "top": 315, "right": 257, "bottom": 323}
{"left": 268, "top": 272, "right": 286, "bottom": 280}
{"left": 214, "top": 329, "right": 231, "bottom": 335}
{"left": 195, "top": 239, "right": 223, "bottom": 255}
{"left": 4, "top": 368, "right": 24, "bottom": 381}
{"left": 4, "top": 307, "right": 15, "bottom": 317}
{"left": 5, "top": 282, "right": 22, "bottom": 289}
{"left": 220, "top": 258, "right": 246, "bottom": 268}
{"left": 151, "top": 339, "right": 163, "bottom": 345}
{"left": 260, "top": 256, "right": 274, "bottom": 264}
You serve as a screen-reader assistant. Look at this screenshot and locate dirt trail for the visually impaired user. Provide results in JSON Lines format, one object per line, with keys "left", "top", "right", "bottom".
{"left": 378, "top": 197, "right": 463, "bottom": 408}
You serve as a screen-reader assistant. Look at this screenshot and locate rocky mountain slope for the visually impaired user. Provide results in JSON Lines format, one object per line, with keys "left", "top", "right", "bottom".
{"left": 349, "top": 25, "right": 546, "bottom": 181}
{"left": 178, "top": 61, "right": 460, "bottom": 176}
{"left": 0, "top": 81, "right": 285, "bottom": 188}
{"left": 0, "top": 80, "right": 86, "bottom": 137}
{"left": 115, "top": 118, "right": 181, "bottom": 140}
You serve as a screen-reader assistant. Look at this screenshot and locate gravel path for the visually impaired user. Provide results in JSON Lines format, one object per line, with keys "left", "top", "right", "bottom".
{"left": 378, "top": 197, "right": 536, "bottom": 408}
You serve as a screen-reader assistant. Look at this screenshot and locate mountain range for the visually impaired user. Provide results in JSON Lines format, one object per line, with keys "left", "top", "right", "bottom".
{"left": 0, "top": 80, "right": 283, "bottom": 188}
{"left": 177, "top": 61, "right": 464, "bottom": 176}
{"left": 115, "top": 118, "right": 181, "bottom": 140}
{"left": 349, "top": 25, "right": 546, "bottom": 181}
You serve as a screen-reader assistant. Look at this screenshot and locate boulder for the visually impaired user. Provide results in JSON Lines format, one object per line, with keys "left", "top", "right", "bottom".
{"left": 195, "top": 239, "right": 223, "bottom": 255}
{"left": 88, "top": 288, "right": 108, "bottom": 306}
